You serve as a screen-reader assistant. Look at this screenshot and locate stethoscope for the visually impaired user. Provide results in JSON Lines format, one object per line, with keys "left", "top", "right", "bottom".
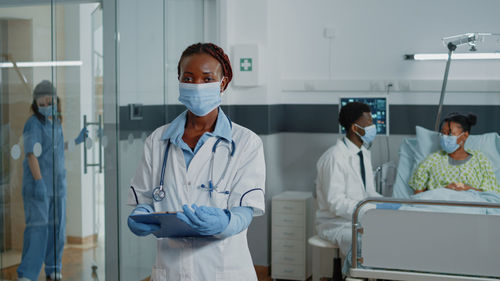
{"left": 152, "top": 135, "right": 236, "bottom": 202}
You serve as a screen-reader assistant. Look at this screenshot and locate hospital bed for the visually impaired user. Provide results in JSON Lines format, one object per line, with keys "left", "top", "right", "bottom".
{"left": 349, "top": 197, "right": 500, "bottom": 281}
{"left": 347, "top": 127, "right": 500, "bottom": 280}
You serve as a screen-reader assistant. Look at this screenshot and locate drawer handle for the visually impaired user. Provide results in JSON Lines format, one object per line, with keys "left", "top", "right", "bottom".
{"left": 284, "top": 269, "right": 293, "bottom": 273}
{"left": 283, "top": 219, "right": 293, "bottom": 223}
{"left": 284, "top": 244, "right": 293, "bottom": 248}
{"left": 284, "top": 257, "right": 294, "bottom": 261}
{"left": 283, "top": 232, "right": 293, "bottom": 236}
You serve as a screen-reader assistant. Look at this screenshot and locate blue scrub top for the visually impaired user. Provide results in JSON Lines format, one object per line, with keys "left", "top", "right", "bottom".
{"left": 161, "top": 108, "right": 232, "bottom": 169}
{"left": 22, "top": 115, "right": 66, "bottom": 197}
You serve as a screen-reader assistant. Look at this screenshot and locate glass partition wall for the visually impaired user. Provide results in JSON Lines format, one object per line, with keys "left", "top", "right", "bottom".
{"left": 0, "top": 1, "right": 105, "bottom": 280}
{"left": 116, "top": 0, "right": 214, "bottom": 280}
{"left": 0, "top": 0, "right": 215, "bottom": 280}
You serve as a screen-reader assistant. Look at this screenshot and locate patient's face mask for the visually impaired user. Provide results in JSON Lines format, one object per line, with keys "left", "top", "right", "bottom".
{"left": 178, "top": 80, "right": 223, "bottom": 117}
{"left": 354, "top": 124, "right": 377, "bottom": 144}
{"left": 439, "top": 132, "right": 464, "bottom": 154}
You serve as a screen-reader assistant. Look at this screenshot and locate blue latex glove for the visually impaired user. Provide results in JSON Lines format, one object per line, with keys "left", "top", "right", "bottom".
{"left": 33, "top": 179, "right": 47, "bottom": 200}
{"left": 177, "top": 204, "right": 230, "bottom": 236}
{"left": 74, "top": 127, "right": 89, "bottom": 145}
{"left": 216, "top": 206, "right": 254, "bottom": 238}
{"left": 127, "top": 204, "right": 161, "bottom": 237}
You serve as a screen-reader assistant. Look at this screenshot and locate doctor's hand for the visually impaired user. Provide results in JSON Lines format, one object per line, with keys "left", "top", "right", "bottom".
{"left": 74, "top": 127, "right": 89, "bottom": 145}
{"left": 127, "top": 204, "right": 160, "bottom": 237}
{"left": 177, "top": 204, "right": 230, "bottom": 236}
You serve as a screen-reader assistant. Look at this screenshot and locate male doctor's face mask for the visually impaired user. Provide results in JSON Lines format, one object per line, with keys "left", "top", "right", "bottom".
{"left": 440, "top": 132, "right": 464, "bottom": 154}
{"left": 354, "top": 123, "right": 377, "bottom": 144}
{"left": 178, "top": 81, "right": 222, "bottom": 117}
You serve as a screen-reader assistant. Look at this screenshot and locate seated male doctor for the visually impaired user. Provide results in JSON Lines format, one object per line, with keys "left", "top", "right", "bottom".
{"left": 315, "top": 101, "right": 381, "bottom": 255}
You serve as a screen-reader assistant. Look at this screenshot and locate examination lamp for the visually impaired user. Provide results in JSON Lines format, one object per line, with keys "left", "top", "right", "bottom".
{"left": 435, "top": 33, "right": 500, "bottom": 130}
{"left": 404, "top": 33, "right": 500, "bottom": 131}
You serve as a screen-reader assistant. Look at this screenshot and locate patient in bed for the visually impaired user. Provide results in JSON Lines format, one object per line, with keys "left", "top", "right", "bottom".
{"left": 409, "top": 113, "right": 500, "bottom": 194}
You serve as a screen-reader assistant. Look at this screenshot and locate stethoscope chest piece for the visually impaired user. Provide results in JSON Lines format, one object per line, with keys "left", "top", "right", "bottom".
{"left": 153, "top": 185, "right": 166, "bottom": 202}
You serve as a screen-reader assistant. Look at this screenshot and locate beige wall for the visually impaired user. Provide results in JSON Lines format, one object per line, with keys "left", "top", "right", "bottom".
{"left": 3, "top": 18, "right": 33, "bottom": 251}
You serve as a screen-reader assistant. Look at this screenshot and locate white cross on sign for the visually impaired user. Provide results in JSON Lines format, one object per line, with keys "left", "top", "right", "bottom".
{"left": 240, "top": 58, "right": 252, "bottom": 71}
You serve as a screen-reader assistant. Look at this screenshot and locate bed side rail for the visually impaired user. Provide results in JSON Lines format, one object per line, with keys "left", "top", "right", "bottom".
{"left": 351, "top": 197, "right": 500, "bottom": 272}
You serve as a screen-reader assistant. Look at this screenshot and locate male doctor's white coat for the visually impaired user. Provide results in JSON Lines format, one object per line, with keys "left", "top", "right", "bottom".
{"left": 128, "top": 121, "right": 265, "bottom": 281}
{"left": 315, "top": 137, "right": 381, "bottom": 255}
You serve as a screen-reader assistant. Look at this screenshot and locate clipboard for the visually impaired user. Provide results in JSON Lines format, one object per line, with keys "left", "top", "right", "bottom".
{"left": 130, "top": 212, "right": 203, "bottom": 238}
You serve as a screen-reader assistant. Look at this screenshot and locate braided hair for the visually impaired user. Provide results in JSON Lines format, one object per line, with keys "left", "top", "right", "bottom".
{"left": 440, "top": 112, "right": 477, "bottom": 133}
{"left": 177, "top": 43, "right": 233, "bottom": 91}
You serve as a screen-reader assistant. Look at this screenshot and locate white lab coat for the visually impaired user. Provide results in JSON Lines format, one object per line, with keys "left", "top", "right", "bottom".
{"left": 128, "top": 122, "right": 266, "bottom": 281}
{"left": 315, "top": 137, "right": 381, "bottom": 254}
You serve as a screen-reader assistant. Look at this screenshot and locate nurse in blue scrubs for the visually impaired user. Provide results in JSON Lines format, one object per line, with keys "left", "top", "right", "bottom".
{"left": 17, "top": 80, "right": 87, "bottom": 281}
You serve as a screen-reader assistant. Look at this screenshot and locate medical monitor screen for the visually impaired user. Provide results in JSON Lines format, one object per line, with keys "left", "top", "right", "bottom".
{"left": 339, "top": 97, "right": 388, "bottom": 135}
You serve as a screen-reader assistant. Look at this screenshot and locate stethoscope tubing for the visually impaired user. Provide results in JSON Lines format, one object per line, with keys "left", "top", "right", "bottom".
{"left": 153, "top": 137, "right": 235, "bottom": 202}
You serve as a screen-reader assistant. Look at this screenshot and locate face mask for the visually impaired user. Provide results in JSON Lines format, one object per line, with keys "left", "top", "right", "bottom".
{"left": 178, "top": 81, "right": 222, "bottom": 117}
{"left": 354, "top": 124, "right": 377, "bottom": 144}
{"left": 440, "top": 133, "right": 464, "bottom": 154}
{"left": 38, "top": 105, "right": 54, "bottom": 118}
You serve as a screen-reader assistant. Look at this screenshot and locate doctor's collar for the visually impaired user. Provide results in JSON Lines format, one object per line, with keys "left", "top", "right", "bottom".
{"left": 343, "top": 137, "right": 366, "bottom": 153}
{"left": 161, "top": 108, "right": 232, "bottom": 142}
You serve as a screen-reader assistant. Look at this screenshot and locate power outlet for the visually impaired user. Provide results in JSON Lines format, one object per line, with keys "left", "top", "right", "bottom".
{"left": 323, "top": 28, "right": 335, "bottom": 39}
{"left": 370, "top": 81, "right": 382, "bottom": 91}
{"left": 384, "top": 81, "right": 396, "bottom": 92}
{"left": 399, "top": 80, "right": 410, "bottom": 91}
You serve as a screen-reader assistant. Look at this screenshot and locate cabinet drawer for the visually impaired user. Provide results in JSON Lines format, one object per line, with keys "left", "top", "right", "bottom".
{"left": 272, "top": 200, "right": 304, "bottom": 215}
{"left": 272, "top": 225, "right": 304, "bottom": 240}
{"left": 272, "top": 263, "right": 305, "bottom": 279}
{"left": 272, "top": 238, "right": 304, "bottom": 252}
{"left": 272, "top": 250, "right": 305, "bottom": 265}
{"left": 272, "top": 212, "right": 304, "bottom": 227}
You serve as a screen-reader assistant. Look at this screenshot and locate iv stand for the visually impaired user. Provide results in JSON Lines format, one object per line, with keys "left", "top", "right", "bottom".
{"left": 434, "top": 42, "right": 457, "bottom": 131}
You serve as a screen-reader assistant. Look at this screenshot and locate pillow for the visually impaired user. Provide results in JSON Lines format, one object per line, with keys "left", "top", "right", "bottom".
{"left": 392, "top": 138, "right": 419, "bottom": 198}
{"left": 415, "top": 126, "right": 440, "bottom": 160}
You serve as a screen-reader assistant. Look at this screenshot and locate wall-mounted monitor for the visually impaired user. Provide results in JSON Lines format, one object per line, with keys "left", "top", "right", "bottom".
{"left": 339, "top": 97, "right": 388, "bottom": 135}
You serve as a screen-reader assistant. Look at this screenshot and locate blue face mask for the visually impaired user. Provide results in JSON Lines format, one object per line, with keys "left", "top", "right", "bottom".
{"left": 38, "top": 105, "right": 54, "bottom": 117}
{"left": 440, "top": 133, "right": 464, "bottom": 154}
{"left": 178, "top": 81, "right": 222, "bottom": 117}
{"left": 354, "top": 124, "right": 377, "bottom": 144}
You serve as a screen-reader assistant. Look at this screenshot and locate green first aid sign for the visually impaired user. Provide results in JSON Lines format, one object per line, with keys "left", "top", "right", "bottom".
{"left": 240, "top": 58, "right": 253, "bottom": 71}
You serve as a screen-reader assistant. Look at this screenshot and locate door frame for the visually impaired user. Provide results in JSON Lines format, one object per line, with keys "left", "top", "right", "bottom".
{"left": 102, "top": 0, "right": 120, "bottom": 280}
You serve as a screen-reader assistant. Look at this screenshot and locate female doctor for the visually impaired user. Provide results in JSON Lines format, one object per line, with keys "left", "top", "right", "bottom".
{"left": 127, "top": 43, "right": 266, "bottom": 281}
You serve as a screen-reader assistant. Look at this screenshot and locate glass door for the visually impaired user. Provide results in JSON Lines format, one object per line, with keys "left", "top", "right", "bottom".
{"left": 0, "top": 1, "right": 107, "bottom": 280}
{"left": 115, "top": 0, "right": 213, "bottom": 280}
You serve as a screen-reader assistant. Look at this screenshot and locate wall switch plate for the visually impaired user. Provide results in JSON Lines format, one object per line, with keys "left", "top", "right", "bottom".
{"left": 129, "top": 104, "right": 143, "bottom": 120}
{"left": 323, "top": 28, "right": 335, "bottom": 38}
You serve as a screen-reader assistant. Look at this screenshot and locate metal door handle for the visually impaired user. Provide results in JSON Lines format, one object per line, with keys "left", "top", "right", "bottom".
{"left": 83, "top": 114, "right": 102, "bottom": 174}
